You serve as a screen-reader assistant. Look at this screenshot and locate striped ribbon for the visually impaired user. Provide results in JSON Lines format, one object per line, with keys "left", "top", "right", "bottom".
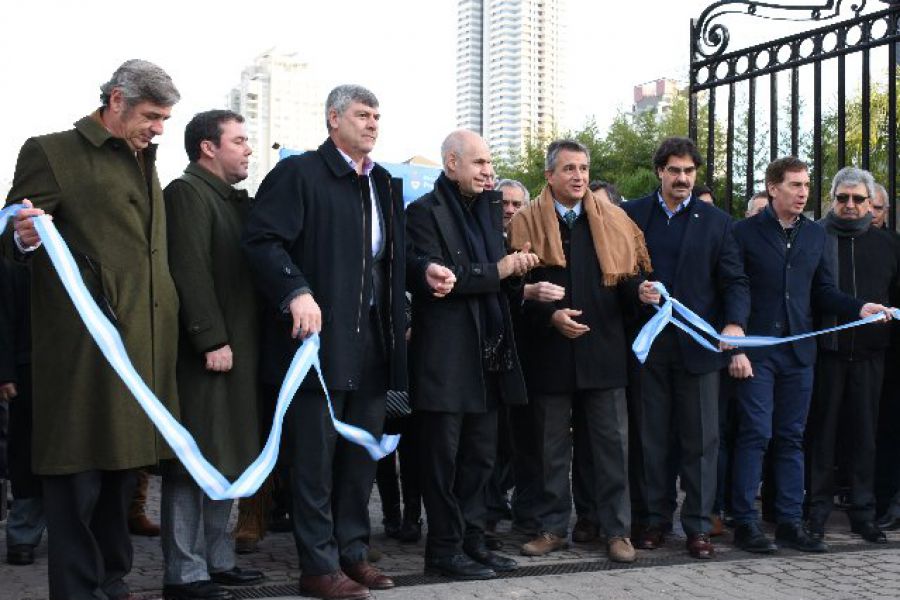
{"left": 0, "top": 204, "right": 399, "bottom": 499}
{"left": 633, "top": 282, "right": 898, "bottom": 364}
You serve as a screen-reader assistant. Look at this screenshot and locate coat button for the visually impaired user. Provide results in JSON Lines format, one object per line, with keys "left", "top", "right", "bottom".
{"left": 283, "top": 266, "right": 292, "bottom": 275}
{"left": 785, "top": 292, "right": 790, "bottom": 300}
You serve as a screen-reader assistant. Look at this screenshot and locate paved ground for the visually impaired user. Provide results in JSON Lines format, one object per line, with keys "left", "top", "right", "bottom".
{"left": 3, "top": 475, "right": 900, "bottom": 600}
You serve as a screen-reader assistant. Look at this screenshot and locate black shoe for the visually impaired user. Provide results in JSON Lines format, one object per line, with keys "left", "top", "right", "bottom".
{"left": 775, "top": 522, "right": 827, "bottom": 553}
{"left": 6, "top": 544, "right": 35, "bottom": 566}
{"left": 734, "top": 522, "right": 778, "bottom": 554}
{"left": 209, "top": 567, "right": 265, "bottom": 587}
{"left": 464, "top": 542, "right": 517, "bottom": 572}
{"left": 877, "top": 513, "right": 900, "bottom": 531}
{"left": 396, "top": 517, "right": 422, "bottom": 543}
{"left": 162, "top": 581, "right": 233, "bottom": 600}
{"left": 805, "top": 519, "right": 825, "bottom": 542}
{"left": 851, "top": 521, "right": 887, "bottom": 544}
{"left": 425, "top": 553, "right": 497, "bottom": 580}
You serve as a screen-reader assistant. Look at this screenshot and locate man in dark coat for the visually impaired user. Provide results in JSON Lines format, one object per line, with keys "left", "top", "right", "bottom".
{"left": 806, "top": 167, "right": 900, "bottom": 544}
{"left": 509, "top": 139, "right": 655, "bottom": 563}
{"left": 406, "top": 129, "right": 539, "bottom": 581}
{"left": 730, "top": 157, "right": 892, "bottom": 554}
{"left": 622, "top": 137, "right": 749, "bottom": 559}
{"left": 11, "top": 59, "right": 182, "bottom": 600}
{"left": 242, "top": 85, "right": 453, "bottom": 600}
{"left": 162, "top": 110, "right": 265, "bottom": 600}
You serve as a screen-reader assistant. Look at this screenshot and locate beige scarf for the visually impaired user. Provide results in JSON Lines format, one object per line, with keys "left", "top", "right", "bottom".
{"left": 508, "top": 186, "right": 652, "bottom": 286}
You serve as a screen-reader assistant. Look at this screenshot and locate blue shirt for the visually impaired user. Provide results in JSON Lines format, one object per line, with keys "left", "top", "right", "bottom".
{"left": 554, "top": 199, "right": 582, "bottom": 220}
{"left": 657, "top": 192, "right": 691, "bottom": 220}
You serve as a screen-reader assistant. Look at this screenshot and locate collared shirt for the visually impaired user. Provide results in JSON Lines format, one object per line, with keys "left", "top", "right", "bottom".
{"left": 657, "top": 192, "right": 692, "bottom": 220}
{"left": 554, "top": 199, "right": 583, "bottom": 220}
{"left": 336, "top": 147, "right": 383, "bottom": 257}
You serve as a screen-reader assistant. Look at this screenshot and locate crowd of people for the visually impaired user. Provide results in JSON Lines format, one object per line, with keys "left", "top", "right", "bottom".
{"left": 2, "top": 59, "right": 900, "bottom": 600}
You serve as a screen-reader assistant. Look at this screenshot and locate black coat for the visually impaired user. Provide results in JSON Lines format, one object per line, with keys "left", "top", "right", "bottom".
{"left": 518, "top": 214, "right": 641, "bottom": 393}
{"left": 0, "top": 257, "right": 29, "bottom": 383}
{"left": 622, "top": 192, "right": 750, "bottom": 374}
{"left": 405, "top": 184, "right": 527, "bottom": 412}
{"left": 242, "top": 138, "right": 411, "bottom": 392}
{"left": 733, "top": 206, "right": 863, "bottom": 366}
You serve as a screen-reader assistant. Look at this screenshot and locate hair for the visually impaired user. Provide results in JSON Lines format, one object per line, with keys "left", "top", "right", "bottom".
{"left": 747, "top": 190, "right": 769, "bottom": 212}
{"left": 829, "top": 166, "right": 875, "bottom": 202}
{"left": 590, "top": 180, "right": 624, "bottom": 205}
{"left": 100, "top": 59, "right": 180, "bottom": 108}
{"left": 692, "top": 184, "right": 715, "bottom": 203}
{"left": 545, "top": 139, "right": 589, "bottom": 171}
{"left": 653, "top": 137, "right": 702, "bottom": 171}
{"left": 325, "top": 84, "right": 378, "bottom": 131}
{"left": 765, "top": 156, "right": 808, "bottom": 187}
{"left": 873, "top": 182, "right": 889, "bottom": 206}
{"left": 495, "top": 178, "right": 530, "bottom": 202}
{"left": 184, "top": 110, "right": 245, "bottom": 162}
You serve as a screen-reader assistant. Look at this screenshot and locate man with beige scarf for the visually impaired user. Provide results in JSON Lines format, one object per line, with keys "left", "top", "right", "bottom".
{"left": 508, "top": 139, "right": 657, "bottom": 563}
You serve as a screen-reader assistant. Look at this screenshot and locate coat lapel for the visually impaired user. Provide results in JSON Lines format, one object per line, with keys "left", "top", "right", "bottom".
{"left": 432, "top": 186, "right": 470, "bottom": 268}
{"left": 673, "top": 200, "right": 702, "bottom": 289}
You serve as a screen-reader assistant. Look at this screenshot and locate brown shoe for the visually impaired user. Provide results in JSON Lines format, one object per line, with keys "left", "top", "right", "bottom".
{"left": 521, "top": 532, "right": 568, "bottom": 556}
{"left": 635, "top": 525, "right": 664, "bottom": 550}
{"left": 128, "top": 513, "right": 160, "bottom": 537}
{"left": 709, "top": 514, "right": 724, "bottom": 537}
{"left": 686, "top": 533, "right": 715, "bottom": 559}
{"left": 572, "top": 517, "right": 598, "bottom": 543}
{"left": 607, "top": 536, "right": 636, "bottom": 563}
{"left": 299, "top": 571, "right": 370, "bottom": 600}
{"left": 343, "top": 561, "right": 394, "bottom": 590}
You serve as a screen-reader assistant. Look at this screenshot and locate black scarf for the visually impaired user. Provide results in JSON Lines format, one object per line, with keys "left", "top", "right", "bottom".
{"left": 819, "top": 210, "right": 873, "bottom": 291}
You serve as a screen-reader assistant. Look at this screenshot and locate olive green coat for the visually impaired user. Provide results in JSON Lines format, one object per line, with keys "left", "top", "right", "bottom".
{"left": 164, "top": 163, "right": 260, "bottom": 479}
{"left": 6, "top": 113, "right": 180, "bottom": 475}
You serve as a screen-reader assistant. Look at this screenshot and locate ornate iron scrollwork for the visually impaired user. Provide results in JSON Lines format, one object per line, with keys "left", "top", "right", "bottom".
{"left": 693, "top": 1, "right": 868, "bottom": 59}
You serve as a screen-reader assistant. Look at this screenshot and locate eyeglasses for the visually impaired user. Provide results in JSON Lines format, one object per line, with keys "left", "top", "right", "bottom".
{"left": 664, "top": 166, "right": 697, "bottom": 176}
{"left": 834, "top": 193, "right": 868, "bottom": 204}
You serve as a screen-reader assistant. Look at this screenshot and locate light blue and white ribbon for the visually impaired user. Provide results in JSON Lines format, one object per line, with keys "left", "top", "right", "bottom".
{"left": 0, "top": 204, "right": 399, "bottom": 499}
{"left": 633, "top": 282, "right": 898, "bottom": 363}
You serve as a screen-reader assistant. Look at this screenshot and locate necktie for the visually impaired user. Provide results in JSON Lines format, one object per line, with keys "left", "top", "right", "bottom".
{"left": 563, "top": 209, "right": 577, "bottom": 229}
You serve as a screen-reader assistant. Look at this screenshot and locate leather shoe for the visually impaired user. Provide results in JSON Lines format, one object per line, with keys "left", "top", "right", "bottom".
{"left": 734, "top": 522, "right": 777, "bottom": 554}
{"left": 128, "top": 513, "right": 160, "bottom": 537}
{"left": 210, "top": 566, "right": 265, "bottom": 586}
{"left": 343, "top": 561, "right": 394, "bottom": 590}
{"left": 805, "top": 519, "right": 825, "bottom": 542}
{"left": 851, "top": 521, "right": 887, "bottom": 544}
{"left": 162, "top": 581, "right": 233, "bottom": 600}
{"left": 877, "top": 513, "right": 900, "bottom": 531}
{"left": 775, "top": 522, "right": 827, "bottom": 553}
{"left": 6, "top": 544, "right": 35, "bottom": 566}
{"left": 709, "top": 514, "right": 724, "bottom": 537}
{"left": 686, "top": 533, "right": 714, "bottom": 559}
{"left": 572, "top": 517, "right": 599, "bottom": 543}
{"left": 298, "top": 571, "right": 370, "bottom": 600}
{"left": 464, "top": 542, "right": 517, "bottom": 572}
{"left": 607, "top": 536, "right": 636, "bottom": 563}
{"left": 521, "top": 531, "right": 568, "bottom": 556}
{"left": 635, "top": 525, "right": 665, "bottom": 550}
{"left": 425, "top": 553, "right": 496, "bottom": 580}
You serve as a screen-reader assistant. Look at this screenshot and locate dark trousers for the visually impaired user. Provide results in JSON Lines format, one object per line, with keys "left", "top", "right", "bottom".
{"left": 732, "top": 346, "right": 813, "bottom": 525}
{"left": 875, "top": 348, "right": 900, "bottom": 516}
{"left": 571, "top": 401, "right": 596, "bottom": 522}
{"left": 375, "top": 414, "right": 422, "bottom": 525}
{"left": 640, "top": 329, "right": 719, "bottom": 535}
{"left": 531, "top": 388, "right": 630, "bottom": 537}
{"left": 509, "top": 403, "right": 541, "bottom": 531}
{"left": 485, "top": 405, "right": 514, "bottom": 523}
{"left": 43, "top": 469, "right": 138, "bottom": 600}
{"left": 419, "top": 399, "right": 499, "bottom": 559}
{"left": 807, "top": 352, "right": 884, "bottom": 524}
{"left": 715, "top": 369, "right": 739, "bottom": 515}
{"left": 286, "top": 318, "right": 387, "bottom": 575}
{"left": 8, "top": 365, "right": 40, "bottom": 498}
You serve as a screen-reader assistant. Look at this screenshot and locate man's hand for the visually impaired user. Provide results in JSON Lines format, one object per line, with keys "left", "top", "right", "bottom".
{"left": 551, "top": 308, "right": 590, "bottom": 339}
{"left": 289, "top": 293, "right": 322, "bottom": 339}
{"left": 861, "top": 303, "right": 895, "bottom": 321}
{"left": 638, "top": 281, "right": 661, "bottom": 305}
{"left": 719, "top": 323, "right": 745, "bottom": 351}
{"left": 425, "top": 263, "right": 456, "bottom": 297}
{"left": 0, "top": 382, "right": 17, "bottom": 402}
{"left": 205, "top": 345, "right": 233, "bottom": 372}
{"left": 498, "top": 242, "right": 540, "bottom": 279}
{"left": 13, "top": 199, "right": 46, "bottom": 248}
{"left": 729, "top": 353, "right": 753, "bottom": 379}
{"left": 524, "top": 281, "right": 565, "bottom": 302}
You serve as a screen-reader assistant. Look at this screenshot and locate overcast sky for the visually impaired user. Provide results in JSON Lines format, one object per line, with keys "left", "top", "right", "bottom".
{"left": 0, "top": 0, "right": 879, "bottom": 190}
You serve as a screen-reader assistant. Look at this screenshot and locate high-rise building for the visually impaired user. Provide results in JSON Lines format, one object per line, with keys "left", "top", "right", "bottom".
{"left": 456, "top": 0, "right": 565, "bottom": 158}
{"left": 228, "top": 49, "right": 323, "bottom": 193}
{"left": 632, "top": 78, "right": 685, "bottom": 117}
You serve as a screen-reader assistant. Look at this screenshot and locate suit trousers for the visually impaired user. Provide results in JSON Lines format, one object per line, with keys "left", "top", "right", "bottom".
{"left": 484, "top": 404, "right": 515, "bottom": 523}
{"left": 509, "top": 403, "right": 541, "bottom": 532}
{"left": 43, "top": 468, "right": 138, "bottom": 600}
{"left": 732, "top": 345, "right": 813, "bottom": 525}
{"left": 807, "top": 352, "right": 884, "bottom": 524}
{"left": 286, "top": 313, "right": 387, "bottom": 575}
{"left": 640, "top": 329, "right": 720, "bottom": 535}
{"left": 571, "top": 400, "right": 597, "bottom": 522}
{"left": 160, "top": 461, "right": 235, "bottom": 584}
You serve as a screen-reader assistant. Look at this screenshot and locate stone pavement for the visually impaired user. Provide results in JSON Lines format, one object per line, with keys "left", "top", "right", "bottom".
{"left": 3, "top": 475, "right": 900, "bottom": 600}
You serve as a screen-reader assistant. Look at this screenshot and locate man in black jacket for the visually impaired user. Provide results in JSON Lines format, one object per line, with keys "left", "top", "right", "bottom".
{"left": 622, "top": 137, "right": 749, "bottom": 559}
{"left": 806, "top": 167, "right": 900, "bottom": 543}
{"left": 406, "top": 129, "right": 539, "bottom": 581}
{"left": 242, "top": 85, "right": 453, "bottom": 600}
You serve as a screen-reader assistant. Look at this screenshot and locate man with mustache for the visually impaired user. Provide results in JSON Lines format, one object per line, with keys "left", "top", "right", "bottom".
{"left": 805, "top": 167, "right": 900, "bottom": 545}
{"left": 622, "top": 136, "right": 749, "bottom": 560}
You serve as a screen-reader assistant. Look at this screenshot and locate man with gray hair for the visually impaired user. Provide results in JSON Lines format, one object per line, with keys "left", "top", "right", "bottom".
{"left": 806, "top": 166, "right": 900, "bottom": 544}
{"left": 10, "top": 59, "right": 182, "bottom": 600}
{"left": 496, "top": 178, "right": 530, "bottom": 229}
{"left": 871, "top": 183, "right": 890, "bottom": 229}
{"left": 243, "top": 85, "right": 453, "bottom": 600}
